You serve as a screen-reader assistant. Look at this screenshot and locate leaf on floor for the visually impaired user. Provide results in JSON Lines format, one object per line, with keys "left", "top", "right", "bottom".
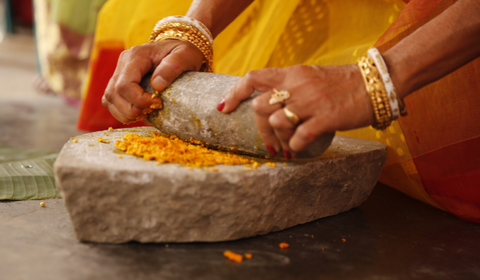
{"left": 0, "top": 144, "right": 60, "bottom": 200}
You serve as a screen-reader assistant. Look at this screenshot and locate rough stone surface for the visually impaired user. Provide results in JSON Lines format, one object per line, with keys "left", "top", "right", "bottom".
{"left": 141, "top": 72, "right": 335, "bottom": 158}
{"left": 54, "top": 127, "right": 387, "bottom": 244}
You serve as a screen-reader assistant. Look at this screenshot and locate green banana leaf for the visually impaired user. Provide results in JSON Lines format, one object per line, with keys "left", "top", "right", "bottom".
{"left": 0, "top": 144, "right": 60, "bottom": 200}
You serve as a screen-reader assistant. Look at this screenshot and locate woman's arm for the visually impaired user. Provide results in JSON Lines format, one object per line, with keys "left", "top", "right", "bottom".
{"left": 385, "top": 0, "right": 480, "bottom": 99}
{"left": 102, "top": 0, "right": 252, "bottom": 124}
{"left": 221, "top": 0, "right": 480, "bottom": 156}
{"left": 187, "top": 0, "right": 253, "bottom": 38}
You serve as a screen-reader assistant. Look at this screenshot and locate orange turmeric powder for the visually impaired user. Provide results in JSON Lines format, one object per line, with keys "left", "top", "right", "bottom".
{"left": 223, "top": 251, "right": 243, "bottom": 263}
{"left": 115, "top": 131, "right": 252, "bottom": 167}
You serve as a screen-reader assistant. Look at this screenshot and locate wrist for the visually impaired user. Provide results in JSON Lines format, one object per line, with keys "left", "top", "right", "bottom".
{"left": 185, "top": 11, "right": 217, "bottom": 38}
{"left": 351, "top": 66, "right": 376, "bottom": 127}
{"left": 381, "top": 50, "right": 416, "bottom": 100}
{"left": 150, "top": 16, "right": 214, "bottom": 72}
{"left": 186, "top": 0, "right": 254, "bottom": 39}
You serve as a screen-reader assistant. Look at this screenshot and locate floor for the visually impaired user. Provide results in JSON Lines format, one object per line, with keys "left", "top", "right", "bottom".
{"left": 0, "top": 31, "right": 82, "bottom": 152}
{"left": 1, "top": 32, "right": 480, "bottom": 280}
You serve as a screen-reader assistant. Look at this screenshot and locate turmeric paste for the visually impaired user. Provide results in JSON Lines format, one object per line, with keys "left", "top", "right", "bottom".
{"left": 115, "top": 131, "right": 252, "bottom": 168}
{"left": 223, "top": 251, "right": 243, "bottom": 263}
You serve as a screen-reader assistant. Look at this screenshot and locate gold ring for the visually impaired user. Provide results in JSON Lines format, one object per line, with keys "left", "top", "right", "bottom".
{"left": 283, "top": 107, "right": 300, "bottom": 125}
{"left": 269, "top": 89, "right": 290, "bottom": 105}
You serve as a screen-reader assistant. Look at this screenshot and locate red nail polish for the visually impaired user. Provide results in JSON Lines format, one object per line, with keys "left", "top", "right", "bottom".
{"left": 283, "top": 150, "right": 292, "bottom": 160}
{"left": 266, "top": 145, "right": 277, "bottom": 156}
{"left": 217, "top": 99, "right": 225, "bottom": 112}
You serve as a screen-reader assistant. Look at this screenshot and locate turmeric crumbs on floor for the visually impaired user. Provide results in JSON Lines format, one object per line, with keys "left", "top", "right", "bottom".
{"left": 115, "top": 131, "right": 252, "bottom": 168}
{"left": 223, "top": 251, "right": 243, "bottom": 263}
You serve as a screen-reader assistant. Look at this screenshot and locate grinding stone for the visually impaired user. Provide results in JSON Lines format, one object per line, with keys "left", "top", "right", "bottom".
{"left": 54, "top": 127, "right": 387, "bottom": 243}
{"left": 142, "top": 72, "right": 335, "bottom": 158}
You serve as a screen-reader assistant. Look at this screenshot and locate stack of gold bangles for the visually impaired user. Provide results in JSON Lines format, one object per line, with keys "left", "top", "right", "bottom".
{"left": 150, "top": 16, "right": 213, "bottom": 72}
{"left": 357, "top": 48, "right": 407, "bottom": 130}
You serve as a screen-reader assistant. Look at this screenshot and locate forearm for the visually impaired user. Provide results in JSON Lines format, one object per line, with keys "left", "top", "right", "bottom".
{"left": 383, "top": 0, "right": 480, "bottom": 99}
{"left": 186, "top": 0, "right": 254, "bottom": 39}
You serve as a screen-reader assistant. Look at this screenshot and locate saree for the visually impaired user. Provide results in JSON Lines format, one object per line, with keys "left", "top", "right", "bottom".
{"left": 33, "top": 0, "right": 107, "bottom": 103}
{"left": 78, "top": 0, "right": 480, "bottom": 224}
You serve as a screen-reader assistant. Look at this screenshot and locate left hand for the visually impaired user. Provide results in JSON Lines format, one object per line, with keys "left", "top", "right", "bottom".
{"left": 217, "top": 64, "right": 375, "bottom": 158}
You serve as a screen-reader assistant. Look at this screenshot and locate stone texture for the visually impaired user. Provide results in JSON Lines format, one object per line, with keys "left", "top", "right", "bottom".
{"left": 55, "top": 127, "right": 387, "bottom": 243}
{"left": 141, "top": 72, "right": 335, "bottom": 158}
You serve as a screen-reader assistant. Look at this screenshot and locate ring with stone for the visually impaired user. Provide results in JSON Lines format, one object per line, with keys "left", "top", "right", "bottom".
{"left": 269, "top": 89, "right": 290, "bottom": 105}
{"left": 283, "top": 107, "right": 300, "bottom": 125}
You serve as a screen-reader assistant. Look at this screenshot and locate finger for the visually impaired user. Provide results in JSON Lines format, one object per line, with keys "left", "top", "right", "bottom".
{"left": 221, "top": 68, "right": 285, "bottom": 113}
{"left": 116, "top": 73, "right": 162, "bottom": 110}
{"left": 151, "top": 42, "right": 204, "bottom": 92}
{"left": 104, "top": 69, "right": 159, "bottom": 123}
{"left": 103, "top": 96, "right": 136, "bottom": 124}
{"left": 103, "top": 74, "right": 118, "bottom": 106}
{"left": 251, "top": 93, "right": 283, "bottom": 155}
{"left": 289, "top": 117, "right": 336, "bottom": 152}
{"left": 107, "top": 50, "right": 128, "bottom": 91}
{"left": 269, "top": 108, "right": 297, "bottom": 158}
{"left": 103, "top": 91, "right": 145, "bottom": 123}
{"left": 114, "top": 45, "right": 165, "bottom": 109}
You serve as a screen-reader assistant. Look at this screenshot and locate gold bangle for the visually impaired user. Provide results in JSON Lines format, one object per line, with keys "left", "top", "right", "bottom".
{"left": 357, "top": 56, "right": 392, "bottom": 130}
{"left": 150, "top": 22, "right": 213, "bottom": 72}
{"left": 397, "top": 96, "right": 408, "bottom": 116}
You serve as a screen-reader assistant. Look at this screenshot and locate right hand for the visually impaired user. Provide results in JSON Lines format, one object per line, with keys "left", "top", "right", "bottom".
{"left": 102, "top": 40, "right": 204, "bottom": 124}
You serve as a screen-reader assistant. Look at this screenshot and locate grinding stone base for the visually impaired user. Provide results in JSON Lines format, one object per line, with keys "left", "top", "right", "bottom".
{"left": 54, "top": 127, "right": 387, "bottom": 243}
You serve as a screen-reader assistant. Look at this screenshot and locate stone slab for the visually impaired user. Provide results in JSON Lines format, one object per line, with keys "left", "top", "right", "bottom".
{"left": 54, "top": 127, "right": 387, "bottom": 243}
{"left": 142, "top": 72, "right": 335, "bottom": 158}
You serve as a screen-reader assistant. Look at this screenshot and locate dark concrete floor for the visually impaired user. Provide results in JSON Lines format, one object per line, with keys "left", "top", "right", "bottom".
{"left": 1, "top": 33, "right": 480, "bottom": 280}
{"left": 2, "top": 184, "right": 480, "bottom": 280}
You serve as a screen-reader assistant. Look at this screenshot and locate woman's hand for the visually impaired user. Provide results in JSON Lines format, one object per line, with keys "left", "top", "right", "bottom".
{"left": 218, "top": 64, "right": 375, "bottom": 158}
{"left": 102, "top": 40, "right": 204, "bottom": 124}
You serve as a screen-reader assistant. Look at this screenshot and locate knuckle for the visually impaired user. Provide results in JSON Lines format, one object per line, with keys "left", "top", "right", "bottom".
{"left": 291, "top": 64, "right": 309, "bottom": 73}
{"left": 101, "top": 96, "right": 109, "bottom": 109}
{"left": 103, "top": 88, "right": 112, "bottom": 101}
{"left": 244, "top": 70, "right": 257, "bottom": 83}
{"left": 162, "top": 57, "right": 183, "bottom": 76}
{"left": 118, "top": 49, "right": 131, "bottom": 60}
{"left": 297, "top": 126, "right": 318, "bottom": 142}
{"left": 128, "top": 45, "right": 142, "bottom": 55}
{"left": 125, "top": 107, "right": 141, "bottom": 120}
{"left": 268, "top": 114, "right": 282, "bottom": 129}
{"left": 114, "top": 79, "right": 129, "bottom": 94}
{"left": 251, "top": 96, "right": 266, "bottom": 113}
{"left": 118, "top": 49, "right": 127, "bottom": 57}
{"left": 246, "top": 68, "right": 269, "bottom": 81}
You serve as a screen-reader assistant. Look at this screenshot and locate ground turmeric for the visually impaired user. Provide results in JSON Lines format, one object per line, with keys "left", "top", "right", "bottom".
{"left": 115, "top": 131, "right": 252, "bottom": 167}
{"left": 223, "top": 251, "right": 243, "bottom": 263}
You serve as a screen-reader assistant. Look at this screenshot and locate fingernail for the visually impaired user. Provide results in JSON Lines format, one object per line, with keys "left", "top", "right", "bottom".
{"left": 217, "top": 99, "right": 225, "bottom": 112}
{"left": 283, "top": 150, "right": 292, "bottom": 160}
{"left": 266, "top": 145, "right": 277, "bottom": 156}
{"left": 152, "top": 76, "right": 167, "bottom": 90}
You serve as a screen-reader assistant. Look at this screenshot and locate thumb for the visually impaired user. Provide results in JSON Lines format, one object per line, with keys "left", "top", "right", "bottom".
{"left": 151, "top": 42, "right": 204, "bottom": 91}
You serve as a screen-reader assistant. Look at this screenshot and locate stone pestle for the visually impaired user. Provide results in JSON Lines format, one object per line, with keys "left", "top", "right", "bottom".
{"left": 141, "top": 72, "right": 335, "bottom": 158}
